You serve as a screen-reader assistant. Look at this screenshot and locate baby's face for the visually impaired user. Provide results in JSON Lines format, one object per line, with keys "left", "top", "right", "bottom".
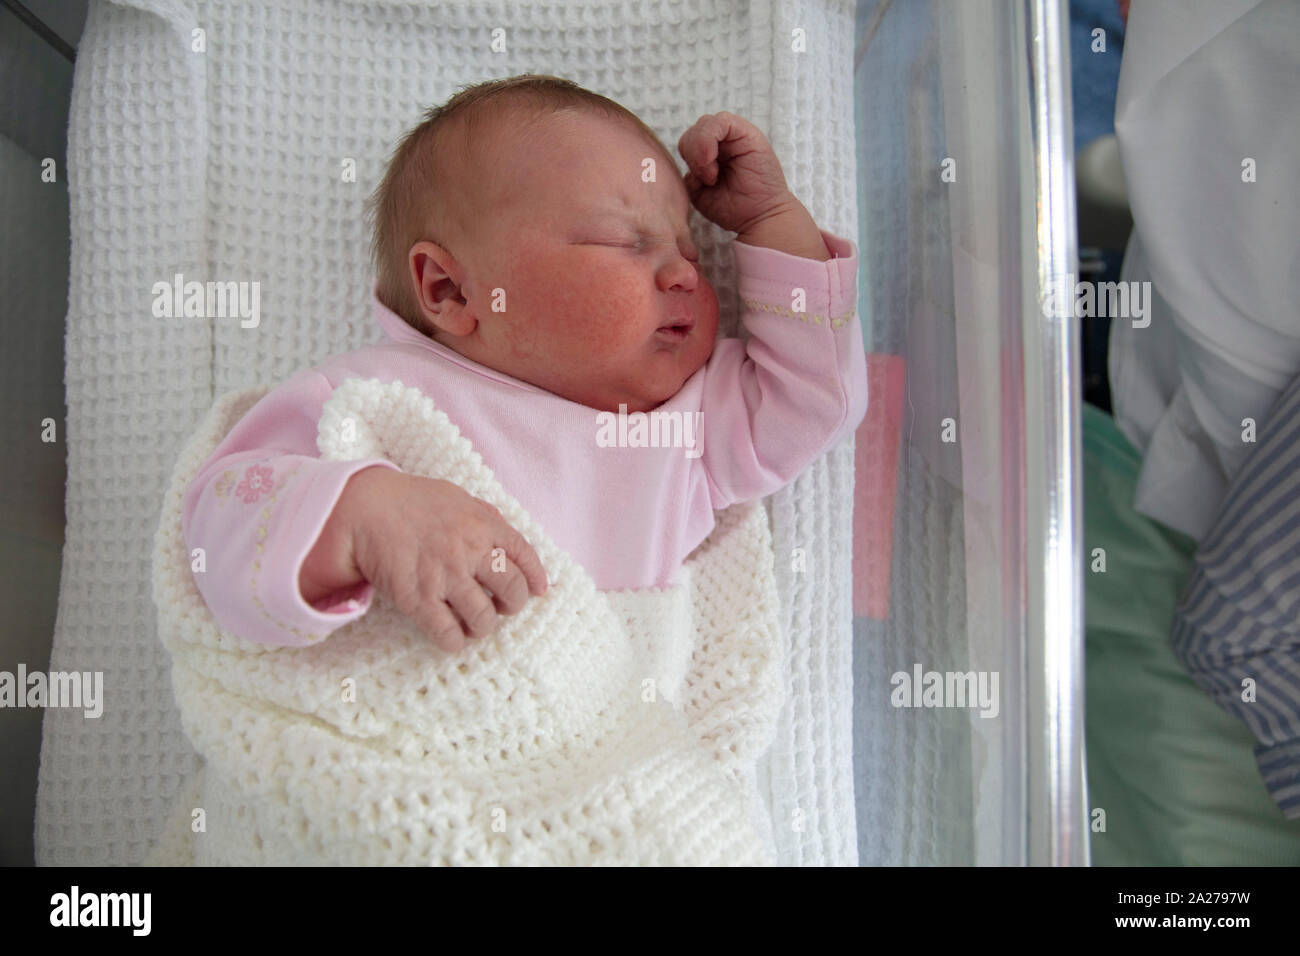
{"left": 423, "top": 110, "right": 720, "bottom": 415}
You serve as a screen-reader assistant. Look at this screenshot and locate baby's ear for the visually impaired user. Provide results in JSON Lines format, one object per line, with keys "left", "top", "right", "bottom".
{"left": 409, "top": 241, "right": 476, "bottom": 337}
{"left": 429, "top": 308, "right": 476, "bottom": 339}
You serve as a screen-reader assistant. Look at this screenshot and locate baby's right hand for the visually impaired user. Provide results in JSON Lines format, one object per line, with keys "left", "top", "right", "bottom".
{"left": 299, "top": 465, "right": 548, "bottom": 652}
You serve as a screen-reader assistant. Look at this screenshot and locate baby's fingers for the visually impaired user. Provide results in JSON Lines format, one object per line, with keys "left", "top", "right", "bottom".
{"left": 678, "top": 115, "right": 722, "bottom": 184}
{"left": 485, "top": 512, "right": 548, "bottom": 597}
{"left": 446, "top": 578, "right": 499, "bottom": 641}
{"left": 679, "top": 112, "right": 762, "bottom": 179}
{"left": 476, "top": 554, "right": 531, "bottom": 615}
{"left": 421, "top": 601, "right": 467, "bottom": 653}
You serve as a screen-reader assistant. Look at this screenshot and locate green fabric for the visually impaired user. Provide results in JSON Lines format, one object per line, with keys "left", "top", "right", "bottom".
{"left": 1083, "top": 402, "right": 1300, "bottom": 865}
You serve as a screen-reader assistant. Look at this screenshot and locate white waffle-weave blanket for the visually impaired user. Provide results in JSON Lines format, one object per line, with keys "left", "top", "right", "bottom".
{"left": 147, "top": 378, "right": 786, "bottom": 865}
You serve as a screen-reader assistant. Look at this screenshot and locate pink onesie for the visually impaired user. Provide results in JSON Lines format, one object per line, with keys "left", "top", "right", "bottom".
{"left": 182, "top": 229, "right": 867, "bottom": 647}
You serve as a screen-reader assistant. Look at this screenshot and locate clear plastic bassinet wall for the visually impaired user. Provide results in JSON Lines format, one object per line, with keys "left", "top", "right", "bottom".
{"left": 850, "top": 0, "right": 1085, "bottom": 865}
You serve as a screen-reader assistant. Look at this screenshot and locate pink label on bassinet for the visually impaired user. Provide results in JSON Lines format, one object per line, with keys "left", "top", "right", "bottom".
{"left": 853, "top": 354, "right": 906, "bottom": 621}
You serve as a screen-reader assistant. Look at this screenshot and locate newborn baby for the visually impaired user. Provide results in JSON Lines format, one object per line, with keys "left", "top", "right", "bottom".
{"left": 182, "top": 75, "right": 867, "bottom": 653}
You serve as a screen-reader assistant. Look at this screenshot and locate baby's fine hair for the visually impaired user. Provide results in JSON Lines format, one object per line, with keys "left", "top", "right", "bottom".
{"left": 366, "top": 74, "right": 675, "bottom": 334}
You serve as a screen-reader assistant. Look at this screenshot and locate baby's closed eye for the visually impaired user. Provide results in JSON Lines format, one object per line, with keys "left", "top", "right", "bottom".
{"left": 574, "top": 235, "right": 698, "bottom": 260}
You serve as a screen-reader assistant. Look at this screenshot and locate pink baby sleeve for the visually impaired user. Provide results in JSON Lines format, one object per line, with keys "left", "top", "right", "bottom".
{"left": 699, "top": 229, "right": 869, "bottom": 508}
{"left": 179, "top": 367, "right": 401, "bottom": 647}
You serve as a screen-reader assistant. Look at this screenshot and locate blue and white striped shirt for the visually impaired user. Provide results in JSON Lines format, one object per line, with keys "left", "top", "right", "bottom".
{"left": 1171, "top": 370, "right": 1300, "bottom": 820}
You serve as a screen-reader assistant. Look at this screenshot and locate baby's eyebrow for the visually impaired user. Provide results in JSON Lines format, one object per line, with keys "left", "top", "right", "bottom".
{"left": 581, "top": 205, "right": 694, "bottom": 239}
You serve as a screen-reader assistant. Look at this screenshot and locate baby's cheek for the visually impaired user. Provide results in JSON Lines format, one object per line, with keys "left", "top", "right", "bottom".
{"left": 489, "top": 260, "right": 580, "bottom": 358}
{"left": 691, "top": 293, "right": 722, "bottom": 364}
{"left": 699, "top": 284, "right": 721, "bottom": 332}
{"left": 547, "top": 274, "right": 643, "bottom": 353}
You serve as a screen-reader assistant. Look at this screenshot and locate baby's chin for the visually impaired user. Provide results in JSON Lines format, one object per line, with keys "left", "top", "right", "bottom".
{"left": 629, "top": 365, "right": 707, "bottom": 413}
{"left": 582, "top": 378, "right": 679, "bottom": 415}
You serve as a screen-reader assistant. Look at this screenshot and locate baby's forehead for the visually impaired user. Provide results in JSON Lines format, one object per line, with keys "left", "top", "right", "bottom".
{"left": 439, "top": 106, "right": 687, "bottom": 225}
{"left": 492, "top": 107, "right": 671, "bottom": 166}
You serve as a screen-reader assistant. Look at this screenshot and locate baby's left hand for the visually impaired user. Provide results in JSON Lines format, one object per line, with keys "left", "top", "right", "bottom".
{"left": 677, "top": 112, "right": 797, "bottom": 236}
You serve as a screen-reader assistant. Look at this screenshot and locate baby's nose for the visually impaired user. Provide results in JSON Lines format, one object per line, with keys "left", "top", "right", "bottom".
{"left": 658, "top": 255, "right": 699, "bottom": 292}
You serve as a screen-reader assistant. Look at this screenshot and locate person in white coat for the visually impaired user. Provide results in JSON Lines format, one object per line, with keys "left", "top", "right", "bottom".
{"left": 1108, "top": 0, "right": 1299, "bottom": 543}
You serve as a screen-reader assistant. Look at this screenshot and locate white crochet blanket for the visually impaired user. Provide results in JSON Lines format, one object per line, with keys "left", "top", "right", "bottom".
{"left": 147, "top": 378, "right": 786, "bottom": 865}
{"left": 41, "top": 0, "right": 859, "bottom": 866}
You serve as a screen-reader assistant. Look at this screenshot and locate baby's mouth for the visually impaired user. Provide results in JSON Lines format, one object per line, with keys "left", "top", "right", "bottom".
{"left": 655, "top": 316, "right": 696, "bottom": 344}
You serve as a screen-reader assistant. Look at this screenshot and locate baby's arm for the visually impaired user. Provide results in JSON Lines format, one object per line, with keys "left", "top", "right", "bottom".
{"left": 697, "top": 225, "right": 867, "bottom": 508}
{"left": 677, "top": 113, "right": 869, "bottom": 506}
{"left": 181, "top": 367, "right": 401, "bottom": 647}
{"left": 183, "top": 367, "right": 549, "bottom": 651}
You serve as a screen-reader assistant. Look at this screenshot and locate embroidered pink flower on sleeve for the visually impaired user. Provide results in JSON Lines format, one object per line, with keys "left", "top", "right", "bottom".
{"left": 234, "top": 463, "right": 276, "bottom": 503}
